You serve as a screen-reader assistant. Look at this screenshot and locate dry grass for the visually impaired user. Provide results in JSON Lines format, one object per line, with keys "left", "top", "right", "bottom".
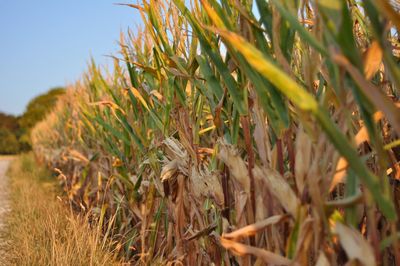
{"left": 0, "top": 155, "right": 16, "bottom": 160}
{"left": 5, "top": 154, "right": 122, "bottom": 266}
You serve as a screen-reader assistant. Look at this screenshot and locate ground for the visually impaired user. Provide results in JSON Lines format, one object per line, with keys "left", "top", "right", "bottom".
{"left": 0, "top": 158, "right": 11, "bottom": 265}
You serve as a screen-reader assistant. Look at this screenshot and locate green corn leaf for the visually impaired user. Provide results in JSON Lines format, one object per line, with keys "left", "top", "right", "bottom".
{"left": 216, "top": 27, "right": 396, "bottom": 219}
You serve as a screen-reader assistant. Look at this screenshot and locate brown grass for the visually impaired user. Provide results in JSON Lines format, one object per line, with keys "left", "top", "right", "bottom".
{"left": 5, "top": 154, "right": 122, "bottom": 266}
{"left": 0, "top": 155, "right": 16, "bottom": 160}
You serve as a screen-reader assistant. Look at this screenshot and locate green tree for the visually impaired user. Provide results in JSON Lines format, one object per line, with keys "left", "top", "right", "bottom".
{"left": 0, "top": 112, "right": 19, "bottom": 131}
{"left": 0, "top": 88, "right": 64, "bottom": 154}
{"left": 17, "top": 87, "right": 66, "bottom": 151}
{"left": 19, "top": 87, "right": 65, "bottom": 129}
{"left": 0, "top": 128, "right": 20, "bottom": 154}
{"left": 0, "top": 112, "right": 21, "bottom": 154}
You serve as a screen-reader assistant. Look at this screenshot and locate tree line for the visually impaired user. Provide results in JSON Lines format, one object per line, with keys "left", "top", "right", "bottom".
{"left": 0, "top": 87, "right": 65, "bottom": 154}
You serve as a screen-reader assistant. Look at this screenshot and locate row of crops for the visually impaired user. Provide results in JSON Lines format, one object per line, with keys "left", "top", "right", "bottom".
{"left": 32, "top": 0, "right": 400, "bottom": 264}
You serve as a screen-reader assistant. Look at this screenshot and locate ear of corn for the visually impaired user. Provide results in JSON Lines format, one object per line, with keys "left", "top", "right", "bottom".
{"left": 32, "top": 0, "right": 400, "bottom": 264}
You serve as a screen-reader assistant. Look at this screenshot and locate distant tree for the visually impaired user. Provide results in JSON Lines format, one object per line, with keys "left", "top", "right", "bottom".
{"left": 0, "top": 112, "right": 19, "bottom": 131}
{"left": 0, "top": 128, "right": 20, "bottom": 154}
{"left": 19, "top": 87, "right": 65, "bottom": 129}
{"left": 0, "top": 87, "right": 65, "bottom": 154}
{"left": 0, "top": 112, "right": 21, "bottom": 154}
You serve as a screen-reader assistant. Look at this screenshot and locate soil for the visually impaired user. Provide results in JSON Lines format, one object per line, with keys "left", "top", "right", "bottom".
{"left": 0, "top": 159, "right": 11, "bottom": 265}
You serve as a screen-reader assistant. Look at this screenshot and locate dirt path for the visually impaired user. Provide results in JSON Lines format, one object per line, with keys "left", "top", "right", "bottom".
{"left": 0, "top": 158, "right": 11, "bottom": 264}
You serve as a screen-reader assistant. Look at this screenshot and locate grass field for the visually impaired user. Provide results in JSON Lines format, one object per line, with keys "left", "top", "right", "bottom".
{"left": 5, "top": 154, "right": 122, "bottom": 266}
{"left": 0, "top": 156, "right": 16, "bottom": 160}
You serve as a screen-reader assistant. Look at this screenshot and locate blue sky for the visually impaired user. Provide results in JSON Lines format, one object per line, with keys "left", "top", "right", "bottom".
{"left": 0, "top": 1, "right": 142, "bottom": 115}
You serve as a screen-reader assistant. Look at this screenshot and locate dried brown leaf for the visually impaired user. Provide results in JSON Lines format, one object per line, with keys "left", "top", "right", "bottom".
{"left": 68, "top": 149, "right": 89, "bottom": 164}
{"left": 174, "top": 174, "right": 186, "bottom": 256}
{"left": 190, "top": 167, "right": 224, "bottom": 206}
{"left": 219, "top": 237, "right": 292, "bottom": 265}
{"left": 333, "top": 54, "right": 400, "bottom": 136}
{"left": 363, "top": 41, "right": 383, "bottom": 80}
{"left": 222, "top": 215, "right": 288, "bottom": 240}
{"left": 253, "top": 166, "right": 300, "bottom": 217}
{"left": 376, "top": 1, "right": 400, "bottom": 31}
{"left": 219, "top": 140, "right": 299, "bottom": 216}
{"left": 330, "top": 111, "right": 385, "bottom": 191}
{"left": 294, "top": 218, "right": 314, "bottom": 265}
{"left": 315, "top": 251, "right": 330, "bottom": 266}
{"left": 218, "top": 141, "right": 250, "bottom": 194}
{"left": 295, "top": 127, "right": 313, "bottom": 194}
{"left": 235, "top": 192, "right": 249, "bottom": 225}
{"left": 160, "top": 159, "right": 178, "bottom": 182}
{"left": 333, "top": 222, "right": 376, "bottom": 266}
{"left": 252, "top": 101, "right": 271, "bottom": 166}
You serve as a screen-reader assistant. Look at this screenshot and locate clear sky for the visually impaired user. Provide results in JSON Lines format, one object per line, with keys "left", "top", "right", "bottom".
{"left": 0, "top": 1, "right": 141, "bottom": 116}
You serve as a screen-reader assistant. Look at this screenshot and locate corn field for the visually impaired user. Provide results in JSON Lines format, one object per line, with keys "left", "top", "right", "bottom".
{"left": 32, "top": 0, "right": 400, "bottom": 265}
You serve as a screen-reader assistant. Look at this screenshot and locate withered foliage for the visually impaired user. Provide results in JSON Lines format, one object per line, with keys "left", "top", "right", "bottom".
{"left": 32, "top": 0, "right": 400, "bottom": 265}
